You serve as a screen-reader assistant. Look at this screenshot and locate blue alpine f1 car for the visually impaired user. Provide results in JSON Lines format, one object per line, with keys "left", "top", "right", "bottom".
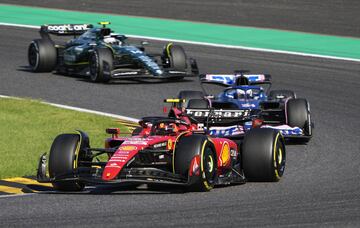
{"left": 28, "top": 22, "right": 198, "bottom": 82}
{"left": 168, "top": 71, "right": 313, "bottom": 142}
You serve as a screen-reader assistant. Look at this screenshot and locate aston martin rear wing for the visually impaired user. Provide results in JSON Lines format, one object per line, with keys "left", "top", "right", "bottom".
{"left": 39, "top": 24, "right": 92, "bottom": 37}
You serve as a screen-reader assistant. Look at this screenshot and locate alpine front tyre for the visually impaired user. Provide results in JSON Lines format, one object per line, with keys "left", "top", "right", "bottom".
{"left": 287, "top": 98, "right": 312, "bottom": 142}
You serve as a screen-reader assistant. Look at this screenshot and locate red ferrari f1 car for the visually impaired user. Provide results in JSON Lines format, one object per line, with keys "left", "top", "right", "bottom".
{"left": 37, "top": 115, "right": 286, "bottom": 192}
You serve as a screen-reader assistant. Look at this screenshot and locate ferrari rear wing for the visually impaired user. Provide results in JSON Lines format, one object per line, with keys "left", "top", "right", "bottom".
{"left": 40, "top": 24, "right": 92, "bottom": 37}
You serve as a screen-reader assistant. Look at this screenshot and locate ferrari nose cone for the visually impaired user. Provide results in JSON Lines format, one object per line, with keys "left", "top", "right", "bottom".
{"left": 102, "top": 163, "right": 122, "bottom": 180}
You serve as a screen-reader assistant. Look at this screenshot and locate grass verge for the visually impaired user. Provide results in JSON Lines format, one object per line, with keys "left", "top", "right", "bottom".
{"left": 0, "top": 97, "right": 131, "bottom": 179}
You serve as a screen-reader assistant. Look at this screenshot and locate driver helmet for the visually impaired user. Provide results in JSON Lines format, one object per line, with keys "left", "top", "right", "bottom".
{"left": 103, "top": 36, "right": 121, "bottom": 45}
{"left": 245, "top": 89, "right": 254, "bottom": 98}
{"left": 236, "top": 89, "right": 246, "bottom": 99}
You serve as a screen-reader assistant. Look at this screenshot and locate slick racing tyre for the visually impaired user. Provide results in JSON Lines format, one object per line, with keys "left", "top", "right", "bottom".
{"left": 174, "top": 135, "right": 217, "bottom": 192}
{"left": 286, "top": 98, "right": 312, "bottom": 141}
{"left": 269, "top": 90, "right": 296, "bottom": 101}
{"left": 89, "top": 48, "right": 113, "bottom": 83}
{"left": 177, "top": 90, "right": 205, "bottom": 108}
{"left": 48, "top": 133, "right": 86, "bottom": 191}
{"left": 131, "top": 127, "right": 143, "bottom": 136}
{"left": 242, "top": 128, "right": 286, "bottom": 182}
{"left": 164, "top": 43, "right": 187, "bottom": 71}
{"left": 28, "top": 39, "right": 57, "bottom": 72}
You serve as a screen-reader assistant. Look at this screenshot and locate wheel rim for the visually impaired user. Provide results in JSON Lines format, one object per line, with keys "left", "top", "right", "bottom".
{"left": 203, "top": 147, "right": 216, "bottom": 185}
{"left": 275, "top": 142, "right": 286, "bottom": 178}
{"left": 28, "top": 43, "right": 39, "bottom": 69}
{"left": 89, "top": 53, "right": 99, "bottom": 81}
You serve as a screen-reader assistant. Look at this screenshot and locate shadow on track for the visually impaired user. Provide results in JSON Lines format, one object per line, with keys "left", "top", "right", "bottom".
{"left": 17, "top": 66, "right": 195, "bottom": 85}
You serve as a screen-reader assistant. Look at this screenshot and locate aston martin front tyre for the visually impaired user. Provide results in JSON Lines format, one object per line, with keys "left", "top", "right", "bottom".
{"left": 164, "top": 43, "right": 187, "bottom": 70}
{"left": 89, "top": 48, "right": 113, "bottom": 83}
{"left": 48, "top": 134, "right": 85, "bottom": 191}
{"left": 242, "top": 128, "right": 286, "bottom": 182}
{"left": 28, "top": 39, "right": 57, "bottom": 72}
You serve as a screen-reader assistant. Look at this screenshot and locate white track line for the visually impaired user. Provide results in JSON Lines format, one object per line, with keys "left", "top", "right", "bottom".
{"left": 0, "top": 193, "right": 36, "bottom": 199}
{"left": 0, "top": 95, "right": 139, "bottom": 122}
{"left": 1, "top": 22, "right": 360, "bottom": 63}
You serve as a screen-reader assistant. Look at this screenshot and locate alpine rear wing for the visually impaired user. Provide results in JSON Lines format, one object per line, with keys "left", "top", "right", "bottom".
{"left": 199, "top": 73, "right": 271, "bottom": 87}
{"left": 40, "top": 24, "right": 93, "bottom": 37}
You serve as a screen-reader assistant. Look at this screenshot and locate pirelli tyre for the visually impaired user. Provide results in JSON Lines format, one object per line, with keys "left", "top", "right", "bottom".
{"left": 28, "top": 39, "right": 57, "bottom": 72}
{"left": 48, "top": 133, "right": 86, "bottom": 191}
{"left": 174, "top": 135, "right": 217, "bottom": 192}
{"left": 286, "top": 98, "right": 312, "bottom": 141}
{"left": 177, "top": 90, "right": 205, "bottom": 109}
{"left": 269, "top": 90, "right": 296, "bottom": 101}
{"left": 164, "top": 43, "right": 187, "bottom": 71}
{"left": 131, "top": 127, "right": 143, "bottom": 136}
{"left": 242, "top": 128, "right": 286, "bottom": 182}
{"left": 89, "top": 48, "right": 113, "bottom": 83}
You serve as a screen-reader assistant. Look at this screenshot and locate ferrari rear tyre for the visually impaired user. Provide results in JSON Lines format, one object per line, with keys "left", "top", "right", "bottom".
{"left": 48, "top": 134, "right": 85, "bottom": 191}
{"left": 89, "top": 48, "right": 113, "bottom": 83}
{"left": 28, "top": 39, "right": 57, "bottom": 72}
{"left": 174, "top": 135, "right": 217, "bottom": 192}
{"left": 242, "top": 128, "right": 286, "bottom": 182}
{"left": 165, "top": 43, "right": 187, "bottom": 71}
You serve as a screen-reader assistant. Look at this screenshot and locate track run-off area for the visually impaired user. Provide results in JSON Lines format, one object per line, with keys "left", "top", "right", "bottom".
{"left": 0, "top": 2, "right": 360, "bottom": 227}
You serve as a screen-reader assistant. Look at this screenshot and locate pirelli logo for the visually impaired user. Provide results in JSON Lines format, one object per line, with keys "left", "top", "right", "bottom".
{"left": 186, "top": 109, "right": 249, "bottom": 118}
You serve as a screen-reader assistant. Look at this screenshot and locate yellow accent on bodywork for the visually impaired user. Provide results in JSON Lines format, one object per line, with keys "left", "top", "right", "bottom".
{"left": 220, "top": 142, "right": 230, "bottom": 166}
{"left": 164, "top": 98, "right": 185, "bottom": 103}
{"left": 64, "top": 61, "right": 89, "bottom": 65}
{"left": 3, "top": 177, "right": 52, "bottom": 187}
{"left": 0, "top": 186, "right": 24, "bottom": 194}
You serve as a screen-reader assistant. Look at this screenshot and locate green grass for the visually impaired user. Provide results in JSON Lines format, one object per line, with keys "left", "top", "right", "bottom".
{"left": 0, "top": 97, "right": 130, "bottom": 179}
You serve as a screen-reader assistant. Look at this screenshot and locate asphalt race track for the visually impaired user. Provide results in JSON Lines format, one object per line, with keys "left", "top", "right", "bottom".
{"left": 1, "top": 3, "right": 360, "bottom": 227}
{"left": 2, "top": 0, "right": 360, "bottom": 37}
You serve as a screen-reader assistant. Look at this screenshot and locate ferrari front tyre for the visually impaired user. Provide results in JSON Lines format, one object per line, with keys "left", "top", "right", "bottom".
{"left": 89, "top": 48, "right": 113, "bottom": 83}
{"left": 242, "top": 128, "right": 286, "bottom": 182}
{"left": 174, "top": 135, "right": 217, "bottom": 192}
{"left": 28, "top": 39, "right": 57, "bottom": 72}
{"left": 48, "top": 134, "right": 85, "bottom": 191}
